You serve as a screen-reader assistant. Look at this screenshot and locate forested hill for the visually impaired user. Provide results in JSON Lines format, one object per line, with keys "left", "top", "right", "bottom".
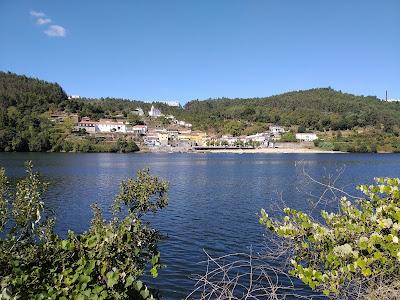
{"left": 0, "top": 71, "right": 82, "bottom": 113}
{"left": 1, "top": 71, "right": 400, "bottom": 136}
{"left": 181, "top": 88, "right": 400, "bottom": 132}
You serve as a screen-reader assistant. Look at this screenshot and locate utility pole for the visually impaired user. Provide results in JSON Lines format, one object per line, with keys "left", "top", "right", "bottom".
{"left": 386, "top": 90, "right": 388, "bottom": 101}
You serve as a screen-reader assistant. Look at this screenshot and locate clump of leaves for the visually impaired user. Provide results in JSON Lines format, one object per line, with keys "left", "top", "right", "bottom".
{"left": 260, "top": 177, "right": 400, "bottom": 298}
{"left": 0, "top": 162, "right": 168, "bottom": 299}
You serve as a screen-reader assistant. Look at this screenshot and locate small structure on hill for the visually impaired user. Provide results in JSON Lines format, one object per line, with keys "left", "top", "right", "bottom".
{"left": 131, "top": 108, "right": 144, "bottom": 116}
{"left": 148, "top": 105, "right": 163, "bottom": 118}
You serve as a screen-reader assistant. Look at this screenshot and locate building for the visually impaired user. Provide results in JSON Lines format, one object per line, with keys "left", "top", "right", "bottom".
{"left": 244, "top": 132, "right": 271, "bottom": 146}
{"left": 177, "top": 120, "right": 193, "bottom": 128}
{"left": 269, "top": 126, "right": 285, "bottom": 134}
{"left": 190, "top": 131, "right": 207, "bottom": 146}
{"left": 220, "top": 135, "right": 238, "bottom": 146}
{"left": 165, "top": 115, "right": 176, "bottom": 120}
{"left": 158, "top": 132, "right": 169, "bottom": 145}
{"left": 148, "top": 105, "right": 163, "bottom": 118}
{"left": 77, "top": 121, "right": 96, "bottom": 133}
{"left": 295, "top": 133, "right": 318, "bottom": 142}
{"left": 68, "top": 95, "right": 80, "bottom": 99}
{"left": 144, "top": 135, "right": 160, "bottom": 147}
{"left": 96, "top": 122, "right": 127, "bottom": 133}
{"left": 50, "top": 113, "right": 79, "bottom": 124}
{"left": 78, "top": 120, "right": 127, "bottom": 133}
{"left": 131, "top": 108, "right": 144, "bottom": 116}
{"left": 160, "top": 101, "right": 180, "bottom": 107}
{"left": 129, "top": 125, "right": 147, "bottom": 135}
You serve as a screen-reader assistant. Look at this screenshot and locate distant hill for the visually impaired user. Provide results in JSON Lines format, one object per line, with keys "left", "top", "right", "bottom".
{"left": 0, "top": 71, "right": 79, "bottom": 113}
{"left": 180, "top": 88, "right": 400, "bottom": 132}
{"left": 1, "top": 71, "right": 400, "bottom": 152}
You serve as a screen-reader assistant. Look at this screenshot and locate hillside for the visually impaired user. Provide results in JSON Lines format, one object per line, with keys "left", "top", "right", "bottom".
{"left": 1, "top": 71, "right": 400, "bottom": 152}
{"left": 0, "top": 71, "right": 78, "bottom": 113}
{"left": 179, "top": 88, "right": 400, "bottom": 133}
{"left": 0, "top": 72, "right": 144, "bottom": 152}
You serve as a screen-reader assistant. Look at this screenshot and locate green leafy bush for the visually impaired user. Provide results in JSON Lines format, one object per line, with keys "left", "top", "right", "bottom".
{"left": 260, "top": 177, "right": 400, "bottom": 297}
{"left": 0, "top": 162, "right": 168, "bottom": 299}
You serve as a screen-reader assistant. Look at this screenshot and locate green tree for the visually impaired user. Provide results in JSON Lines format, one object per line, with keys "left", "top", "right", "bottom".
{"left": 280, "top": 132, "right": 297, "bottom": 142}
{"left": 0, "top": 162, "right": 168, "bottom": 299}
{"left": 223, "top": 120, "right": 244, "bottom": 137}
{"left": 127, "top": 114, "right": 144, "bottom": 125}
{"left": 260, "top": 177, "right": 400, "bottom": 298}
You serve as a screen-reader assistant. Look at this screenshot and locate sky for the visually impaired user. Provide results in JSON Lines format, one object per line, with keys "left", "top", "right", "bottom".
{"left": 0, "top": 0, "right": 399, "bottom": 103}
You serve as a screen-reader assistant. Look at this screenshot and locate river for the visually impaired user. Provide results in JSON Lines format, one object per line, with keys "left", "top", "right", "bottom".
{"left": 1, "top": 153, "right": 399, "bottom": 299}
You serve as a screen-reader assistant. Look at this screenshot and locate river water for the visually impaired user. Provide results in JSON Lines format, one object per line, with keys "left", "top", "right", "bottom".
{"left": 1, "top": 153, "right": 399, "bottom": 299}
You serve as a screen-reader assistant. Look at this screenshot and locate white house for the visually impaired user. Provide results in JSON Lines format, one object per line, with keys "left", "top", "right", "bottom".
{"left": 78, "top": 120, "right": 127, "bottom": 133}
{"left": 177, "top": 120, "right": 193, "bottom": 128}
{"left": 97, "top": 122, "right": 127, "bottom": 133}
{"left": 129, "top": 125, "right": 148, "bottom": 135}
{"left": 295, "top": 133, "right": 318, "bottom": 142}
{"left": 270, "top": 126, "right": 285, "bottom": 134}
{"left": 160, "top": 101, "right": 180, "bottom": 107}
{"left": 144, "top": 135, "right": 160, "bottom": 147}
{"left": 148, "top": 105, "right": 163, "bottom": 117}
{"left": 244, "top": 132, "right": 271, "bottom": 145}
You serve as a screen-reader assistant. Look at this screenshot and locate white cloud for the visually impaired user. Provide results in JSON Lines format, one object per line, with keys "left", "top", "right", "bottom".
{"left": 44, "top": 25, "right": 66, "bottom": 37}
{"left": 37, "top": 18, "right": 52, "bottom": 25}
{"left": 30, "top": 10, "right": 46, "bottom": 18}
{"left": 30, "top": 10, "right": 67, "bottom": 38}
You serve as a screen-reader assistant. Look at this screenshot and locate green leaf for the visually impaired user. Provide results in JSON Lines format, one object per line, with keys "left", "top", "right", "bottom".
{"left": 124, "top": 275, "right": 135, "bottom": 288}
{"left": 140, "top": 288, "right": 150, "bottom": 299}
{"left": 150, "top": 266, "right": 158, "bottom": 278}
{"left": 134, "top": 280, "right": 143, "bottom": 291}
{"left": 106, "top": 271, "right": 119, "bottom": 288}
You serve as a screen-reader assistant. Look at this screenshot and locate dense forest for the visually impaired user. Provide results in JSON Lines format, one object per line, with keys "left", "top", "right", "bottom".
{"left": 1, "top": 71, "right": 400, "bottom": 152}
{"left": 178, "top": 89, "right": 400, "bottom": 133}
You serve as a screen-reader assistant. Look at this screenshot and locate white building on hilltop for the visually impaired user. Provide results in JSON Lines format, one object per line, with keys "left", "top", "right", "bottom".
{"left": 161, "top": 101, "right": 180, "bottom": 107}
{"left": 148, "top": 105, "right": 163, "bottom": 117}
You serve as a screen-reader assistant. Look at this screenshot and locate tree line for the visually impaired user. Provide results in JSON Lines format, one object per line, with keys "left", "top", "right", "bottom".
{"left": 1, "top": 71, "right": 400, "bottom": 152}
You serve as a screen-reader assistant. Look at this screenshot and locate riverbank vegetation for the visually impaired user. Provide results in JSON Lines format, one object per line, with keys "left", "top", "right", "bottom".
{"left": 259, "top": 177, "right": 400, "bottom": 299}
{"left": 2, "top": 71, "right": 400, "bottom": 152}
{"left": 0, "top": 162, "right": 168, "bottom": 299}
{"left": 192, "top": 177, "right": 400, "bottom": 299}
{"left": 315, "top": 129, "right": 400, "bottom": 153}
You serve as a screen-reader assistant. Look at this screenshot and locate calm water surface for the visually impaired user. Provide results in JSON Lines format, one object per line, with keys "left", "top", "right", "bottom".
{"left": 1, "top": 153, "right": 399, "bottom": 299}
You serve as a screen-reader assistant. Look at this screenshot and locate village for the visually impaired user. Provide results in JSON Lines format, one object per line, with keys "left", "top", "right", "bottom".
{"left": 52, "top": 104, "right": 319, "bottom": 153}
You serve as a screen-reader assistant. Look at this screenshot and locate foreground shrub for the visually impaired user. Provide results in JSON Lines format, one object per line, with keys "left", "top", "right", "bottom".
{"left": 260, "top": 177, "right": 400, "bottom": 298}
{"left": 0, "top": 162, "right": 168, "bottom": 299}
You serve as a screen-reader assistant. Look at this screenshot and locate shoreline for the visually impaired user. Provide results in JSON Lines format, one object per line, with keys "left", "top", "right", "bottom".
{"left": 191, "top": 147, "right": 343, "bottom": 154}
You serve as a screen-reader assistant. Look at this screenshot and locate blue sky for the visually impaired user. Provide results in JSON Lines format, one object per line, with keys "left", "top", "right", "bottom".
{"left": 0, "top": 0, "right": 399, "bottom": 103}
